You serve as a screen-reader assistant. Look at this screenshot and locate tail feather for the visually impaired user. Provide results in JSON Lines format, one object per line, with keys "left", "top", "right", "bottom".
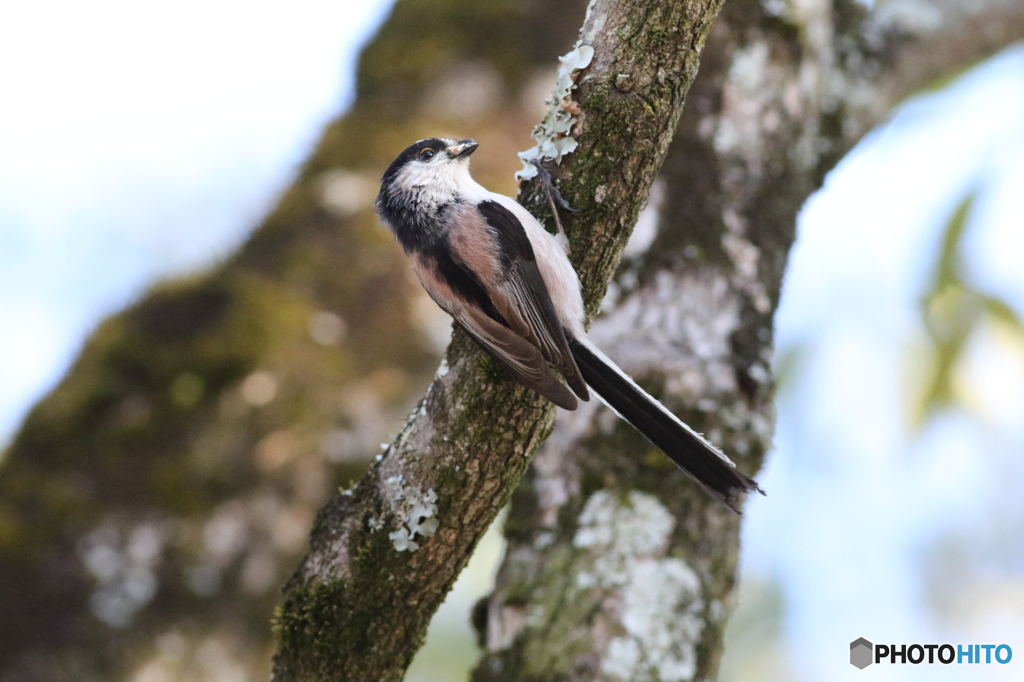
{"left": 569, "top": 336, "right": 763, "bottom": 513}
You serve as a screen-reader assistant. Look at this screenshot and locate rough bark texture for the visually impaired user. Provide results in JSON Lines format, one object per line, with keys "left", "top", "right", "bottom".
{"left": 471, "top": 1, "right": 1024, "bottom": 681}
{"left": 270, "top": 1, "right": 729, "bottom": 680}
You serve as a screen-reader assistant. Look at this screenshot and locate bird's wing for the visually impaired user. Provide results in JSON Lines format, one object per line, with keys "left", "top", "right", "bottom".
{"left": 411, "top": 251, "right": 579, "bottom": 410}
{"left": 450, "top": 200, "right": 588, "bottom": 400}
{"left": 459, "top": 304, "right": 579, "bottom": 410}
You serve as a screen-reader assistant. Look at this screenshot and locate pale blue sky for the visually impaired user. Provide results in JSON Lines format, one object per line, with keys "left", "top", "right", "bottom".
{"left": 735, "top": 46, "right": 1024, "bottom": 681}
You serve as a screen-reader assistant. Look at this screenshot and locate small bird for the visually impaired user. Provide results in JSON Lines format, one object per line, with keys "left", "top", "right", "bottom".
{"left": 375, "top": 138, "right": 762, "bottom": 512}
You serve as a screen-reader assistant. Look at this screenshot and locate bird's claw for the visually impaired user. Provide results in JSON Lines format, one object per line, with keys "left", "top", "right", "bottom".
{"left": 532, "top": 162, "right": 580, "bottom": 213}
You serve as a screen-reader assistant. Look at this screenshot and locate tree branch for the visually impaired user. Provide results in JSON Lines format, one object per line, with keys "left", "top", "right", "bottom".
{"left": 858, "top": 0, "right": 1024, "bottom": 127}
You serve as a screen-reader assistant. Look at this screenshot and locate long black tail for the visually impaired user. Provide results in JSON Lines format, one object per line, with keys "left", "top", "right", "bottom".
{"left": 569, "top": 336, "right": 763, "bottom": 513}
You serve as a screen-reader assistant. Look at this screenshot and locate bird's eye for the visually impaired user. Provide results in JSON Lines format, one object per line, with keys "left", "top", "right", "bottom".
{"left": 420, "top": 148, "right": 435, "bottom": 160}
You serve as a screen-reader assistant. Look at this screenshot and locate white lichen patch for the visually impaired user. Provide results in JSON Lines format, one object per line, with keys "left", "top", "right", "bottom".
{"left": 588, "top": 269, "right": 742, "bottom": 401}
{"left": 529, "top": 394, "right": 604, "bottom": 527}
{"left": 573, "top": 490, "right": 675, "bottom": 589}
{"left": 515, "top": 43, "right": 594, "bottom": 180}
{"left": 871, "top": 0, "right": 944, "bottom": 36}
{"left": 728, "top": 40, "right": 770, "bottom": 93}
{"left": 385, "top": 476, "right": 439, "bottom": 552}
{"left": 722, "top": 231, "right": 771, "bottom": 314}
{"left": 602, "top": 559, "right": 705, "bottom": 682}
{"left": 581, "top": 0, "right": 607, "bottom": 43}
{"left": 572, "top": 491, "right": 706, "bottom": 681}
{"left": 714, "top": 40, "right": 775, "bottom": 168}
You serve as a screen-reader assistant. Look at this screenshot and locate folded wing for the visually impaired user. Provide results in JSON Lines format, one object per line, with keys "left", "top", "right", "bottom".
{"left": 469, "top": 200, "right": 588, "bottom": 400}
{"left": 410, "top": 239, "right": 580, "bottom": 410}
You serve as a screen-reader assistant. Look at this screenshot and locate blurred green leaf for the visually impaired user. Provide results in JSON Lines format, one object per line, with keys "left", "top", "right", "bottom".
{"left": 912, "top": 192, "right": 1024, "bottom": 427}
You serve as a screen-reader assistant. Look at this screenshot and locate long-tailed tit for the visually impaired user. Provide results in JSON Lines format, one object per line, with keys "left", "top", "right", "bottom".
{"left": 375, "top": 138, "right": 762, "bottom": 512}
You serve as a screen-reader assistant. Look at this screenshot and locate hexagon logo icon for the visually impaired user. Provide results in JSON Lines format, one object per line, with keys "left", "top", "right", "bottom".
{"left": 850, "top": 638, "right": 873, "bottom": 669}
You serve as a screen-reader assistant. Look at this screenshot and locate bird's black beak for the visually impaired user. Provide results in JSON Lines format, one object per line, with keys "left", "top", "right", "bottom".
{"left": 445, "top": 139, "right": 478, "bottom": 159}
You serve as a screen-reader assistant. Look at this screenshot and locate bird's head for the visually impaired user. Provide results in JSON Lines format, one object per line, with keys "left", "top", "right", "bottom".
{"left": 378, "top": 137, "right": 479, "bottom": 207}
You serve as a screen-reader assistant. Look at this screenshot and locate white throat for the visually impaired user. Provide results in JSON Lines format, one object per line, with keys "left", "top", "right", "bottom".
{"left": 393, "top": 159, "right": 481, "bottom": 206}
